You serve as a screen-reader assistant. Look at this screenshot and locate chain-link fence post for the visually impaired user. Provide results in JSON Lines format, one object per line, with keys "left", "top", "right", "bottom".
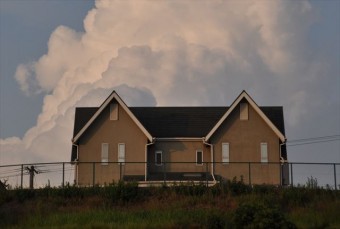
{"left": 92, "top": 162, "right": 95, "bottom": 187}
{"left": 248, "top": 162, "right": 251, "bottom": 186}
{"left": 334, "top": 164, "right": 337, "bottom": 190}
{"left": 62, "top": 162, "right": 65, "bottom": 188}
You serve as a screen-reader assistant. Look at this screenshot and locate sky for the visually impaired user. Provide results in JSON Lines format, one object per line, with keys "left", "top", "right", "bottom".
{"left": 0, "top": 0, "right": 339, "bottom": 173}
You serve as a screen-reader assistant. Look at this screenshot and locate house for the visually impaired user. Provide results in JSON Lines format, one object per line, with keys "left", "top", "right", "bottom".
{"left": 71, "top": 90, "right": 289, "bottom": 186}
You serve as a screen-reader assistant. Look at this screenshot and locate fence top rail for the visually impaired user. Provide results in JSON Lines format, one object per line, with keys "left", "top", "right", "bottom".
{"left": 1, "top": 161, "right": 340, "bottom": 168}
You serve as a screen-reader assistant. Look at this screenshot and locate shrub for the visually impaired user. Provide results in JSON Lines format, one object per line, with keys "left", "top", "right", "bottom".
{"left": 15, "top": 189, "right": 36, "bottom": 203}
{"left": 171, "top": 182, "right": 208, "bottom": 196}
{"left": 234, "top": 202, "right": 296, "bottom": 229}
{"left": 206, "top": 212, "right": 226, "bottom": 229}
{"left": 306, "top": 176, "right": 318, "bottom": 189}
{"left": 108, "top": 181, "right": 139, "bottom": 203}
{"left": 228, "top": 176, "right": 251, "bottom": 195}
{"left": 253, "top": 184, "right": 278, "bottom": 195}
{"left": 282, "top": 187, "right": 313, "bottom": 207}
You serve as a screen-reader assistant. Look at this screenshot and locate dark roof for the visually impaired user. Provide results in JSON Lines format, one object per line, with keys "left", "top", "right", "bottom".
{"left": 130, "top": 107, "right": 227, "bottom": 137}
{"left": 73, "top": 107, "right": 98, "bottom": 137}
{"left": 72, "top": 106, "right": 285, "bottom": 138}
{"left": 260, "top": 107, "right": 285, "bottom": 135}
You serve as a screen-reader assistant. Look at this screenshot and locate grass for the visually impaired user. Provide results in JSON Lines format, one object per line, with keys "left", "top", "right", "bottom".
{"left": 1, "top": 180, "right": 339, "bottom": 228}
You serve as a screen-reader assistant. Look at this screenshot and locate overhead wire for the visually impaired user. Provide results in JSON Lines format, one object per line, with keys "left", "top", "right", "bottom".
{"left": 286, "top": 134, "right": 340, "bottom": 147}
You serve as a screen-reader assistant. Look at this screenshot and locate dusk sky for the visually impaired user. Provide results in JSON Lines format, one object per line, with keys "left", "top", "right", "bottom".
{"left": 0, "top": 0, "right": 339, "bottom": 168}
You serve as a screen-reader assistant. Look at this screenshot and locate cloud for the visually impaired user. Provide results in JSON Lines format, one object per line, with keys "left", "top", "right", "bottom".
{"left": 1, "top": 0, "right": 339, "bottom": 167}
{"left": 14, "top": 62, "right": 38, "bottom": 95}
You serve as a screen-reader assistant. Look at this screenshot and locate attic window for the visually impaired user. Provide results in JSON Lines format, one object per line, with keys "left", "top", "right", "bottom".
{"left": 240, "top": 103, "right": 248, "bottom": 120}
{"left": 110, "top": 103, "right": 118, "bottom": 120}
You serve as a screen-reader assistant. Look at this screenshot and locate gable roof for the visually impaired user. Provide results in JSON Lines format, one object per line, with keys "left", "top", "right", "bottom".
{"left": 73, "top": 106, "right": 285, "bottom": 139}
{"left": 72, "top": 90, "right": 286, "bottom": 142}
{"left": 72, "top": 91, "right": 153, "bottom": 143}
{"left": 205, "top": 90, "right": 286, "bottom": 142}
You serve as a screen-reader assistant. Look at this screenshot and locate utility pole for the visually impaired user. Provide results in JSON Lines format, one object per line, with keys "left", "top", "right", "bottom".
{"left": 26, "top": 166, "right": 39, "bottom": 189}
{"left": 0, "top": 179, "right": 9, "bottom": 191}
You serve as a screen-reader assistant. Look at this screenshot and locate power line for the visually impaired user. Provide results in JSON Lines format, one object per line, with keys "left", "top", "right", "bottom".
{"left": 287, "top": 138, "right": 340, "bottom": 146}
{"left": 287, "top": 134, "right": 340, "bottom": 143}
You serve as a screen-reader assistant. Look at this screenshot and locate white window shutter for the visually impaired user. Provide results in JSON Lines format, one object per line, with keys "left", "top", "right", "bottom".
{"left": 222, "top": 143, "right": 229, "bottom": 163}
{"left": 118, "top": 143, "right": 125, "bottom": 164}
{"left": 261, "top": 142, "right": 268, "bottom": 163}
{"left": 101, "top": 143, "right": 109, "bottom": 165}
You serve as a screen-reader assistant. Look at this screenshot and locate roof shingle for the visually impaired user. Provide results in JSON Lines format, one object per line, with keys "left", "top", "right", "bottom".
{"left": 73, "top": 106, "right": 285, "bottom": 138}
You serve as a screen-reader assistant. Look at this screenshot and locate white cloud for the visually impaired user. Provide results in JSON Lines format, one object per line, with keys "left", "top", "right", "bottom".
{"left": 1, "top": 0, "right": 339, "bottom": 167}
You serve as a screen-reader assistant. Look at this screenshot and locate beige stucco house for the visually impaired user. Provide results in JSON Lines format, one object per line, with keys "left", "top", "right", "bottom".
{"left": 71, "top": 90, "right": 288, "bottom": 186}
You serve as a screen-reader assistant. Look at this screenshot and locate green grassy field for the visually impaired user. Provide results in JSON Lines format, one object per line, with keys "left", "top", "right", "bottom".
{"left": 1, "top": 180, "right": 339, "bottom": 228}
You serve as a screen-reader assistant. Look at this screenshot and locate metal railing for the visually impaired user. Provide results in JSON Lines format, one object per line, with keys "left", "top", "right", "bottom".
{"left": 0, "top": 162, "right": 339, "bottom": 189}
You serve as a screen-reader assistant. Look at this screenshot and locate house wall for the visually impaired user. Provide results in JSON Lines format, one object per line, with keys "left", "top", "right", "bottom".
{"left": 211, "top": 101, "right": 281, "bottom": 185}
{"left": 148, "top": 141, "right": 211, "bottom": 174}
{"left": 77, "top": 99, "right": 148, "bottom": 185}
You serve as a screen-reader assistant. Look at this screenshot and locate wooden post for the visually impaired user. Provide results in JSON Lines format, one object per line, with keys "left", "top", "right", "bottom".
{"left": 26, "top": 165, "right": 38, "bottom": 189}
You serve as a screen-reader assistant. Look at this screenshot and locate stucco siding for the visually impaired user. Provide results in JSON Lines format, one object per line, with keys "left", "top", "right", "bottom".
{"left": 211, "top": 101, "right": 281, "bottom": 184}
{"left": 77, "top": 99, "right": 148, "bottom": 185}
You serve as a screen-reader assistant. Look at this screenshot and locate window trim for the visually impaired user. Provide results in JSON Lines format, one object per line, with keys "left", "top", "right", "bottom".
{"left": 196, "top": 150, "right": 203, "bottom": 166}
{"left": 222, "top": 142, "right": 230, "bottom": 164}
{"left": 155, "top": 150, "right": 163, "bottom": 166}
{"left": 118, "top": 143, "right": 125, "bottom": 165}
{"left": 101, "top": 143, "right": 109, "bottom": 165}
{"left": 261, "top": 142, "right": 268, "bottom": 163}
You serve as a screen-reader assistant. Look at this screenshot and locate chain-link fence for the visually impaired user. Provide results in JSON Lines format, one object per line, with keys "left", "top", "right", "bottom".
{"left": 0, "top": 162, "right": 339, "bottom": 189}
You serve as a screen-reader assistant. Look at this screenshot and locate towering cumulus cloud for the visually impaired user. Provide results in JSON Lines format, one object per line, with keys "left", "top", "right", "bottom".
{"left": 1, "top": 0, "right": 338, "bottom": 165}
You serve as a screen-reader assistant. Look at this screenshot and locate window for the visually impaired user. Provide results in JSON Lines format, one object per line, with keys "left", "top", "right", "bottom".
{"left": 101, "top": 143, "right": 109, "bottom": 165}
{"left": 196, "top": 150, "right": 203, "bottom": 165}
{"left": 240, "top": 103, "right": 248, "bottom": 120}
{"left": 155, "top": 151, "right": 162, "bottom": 166}
{"left": 110, "top": 103, "right": 118, "bottom": 120}
{"left": 118, "top": 143, "right": 125, "bottom": 164}
{"left": 261, "top": 142, "right": 268, "bottom": 163}
{"left": 222, "top": 143, "right": 229, "bottom": 164}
